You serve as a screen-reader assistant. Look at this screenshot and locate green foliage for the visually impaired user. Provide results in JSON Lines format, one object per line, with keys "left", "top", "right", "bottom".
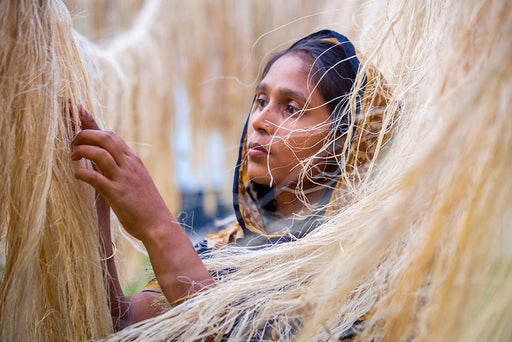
{"left": 123, "top": 256, "right": 152, "bottom": 296}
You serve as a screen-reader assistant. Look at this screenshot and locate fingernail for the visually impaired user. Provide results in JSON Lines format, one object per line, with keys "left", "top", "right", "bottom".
{"left": 78, "top": 104, "right": 85, "bottom": 117}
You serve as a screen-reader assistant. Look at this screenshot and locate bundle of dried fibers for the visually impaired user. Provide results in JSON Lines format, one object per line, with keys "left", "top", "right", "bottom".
{"left": 0, "top": 1, "right": 111, "bottom": 340}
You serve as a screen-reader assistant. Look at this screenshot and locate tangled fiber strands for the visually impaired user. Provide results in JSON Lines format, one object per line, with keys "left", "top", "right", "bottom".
{"left": 297, "top": 2, "right": 512, "bottom": 340}
{"left": 0, "top": 0, "right": 112, "bottom": 341}
{"left": 1, "top": 0, "right": 511, "bottom": 341}
{"left": 101, "top": 0, "right": 512, "bottom": 341}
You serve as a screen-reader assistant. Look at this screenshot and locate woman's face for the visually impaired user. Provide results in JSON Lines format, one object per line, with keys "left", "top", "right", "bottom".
{"left": 246, "top": 53, "right": 333, "bottom": 188}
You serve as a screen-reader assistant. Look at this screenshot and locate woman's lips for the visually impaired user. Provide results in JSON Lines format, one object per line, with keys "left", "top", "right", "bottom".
{"left": 247, "top": 142, "right": 269, "bottom": 157}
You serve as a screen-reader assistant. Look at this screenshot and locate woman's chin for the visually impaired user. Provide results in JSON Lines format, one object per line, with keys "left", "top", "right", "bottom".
{"left": 247, "top": 164, "right": 271, "bottom": 185}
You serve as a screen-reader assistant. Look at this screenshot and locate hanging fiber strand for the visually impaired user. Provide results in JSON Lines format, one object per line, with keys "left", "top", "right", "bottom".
{"left": 1, "top": 0, "right": 511, "bottom": 341}
{"left": 0, "top": 0, "right": 112, "bottom": 340}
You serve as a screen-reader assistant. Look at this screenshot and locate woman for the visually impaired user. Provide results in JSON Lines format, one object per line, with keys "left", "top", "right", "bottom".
{"left": 72, "top": 30, "right": 388, "bottom": 331}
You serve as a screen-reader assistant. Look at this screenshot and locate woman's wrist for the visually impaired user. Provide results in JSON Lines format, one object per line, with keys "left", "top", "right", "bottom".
{"left": 139, "top": 216, "right": 185, "bottom": 251}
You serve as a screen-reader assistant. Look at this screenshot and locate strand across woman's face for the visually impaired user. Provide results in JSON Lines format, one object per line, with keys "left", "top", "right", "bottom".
{"left": 246, "top": 53, "right": 333, "bottom": 189}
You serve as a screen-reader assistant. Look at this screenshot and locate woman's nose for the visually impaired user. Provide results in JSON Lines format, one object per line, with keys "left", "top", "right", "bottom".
{"left": 250, "top": 103, "right": 275, "bottom": 134}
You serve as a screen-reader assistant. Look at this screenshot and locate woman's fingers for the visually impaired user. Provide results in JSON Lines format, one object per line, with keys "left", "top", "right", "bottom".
{"left": 71, "top": 144, "right": 120, "bottom": 179}
{"left": 73, "top": 104, "right": 131, "bottom": 168}
{"left": 74, "top": 167, "right": 112, "bottom": 197}
{"left": 73, "top": 130, "right": 130, "bottom": 168}
{"left": 78, "top": 104, "right": 100, "bottom": 130}
{"left": 73, "top": 104, "right": 129, "bottom": 170}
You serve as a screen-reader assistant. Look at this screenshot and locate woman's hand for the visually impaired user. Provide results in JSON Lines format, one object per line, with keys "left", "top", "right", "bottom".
{"left": 71, "top": 106, "right": 215, "bottom": 322}
{"left": 71, "top": 107, "right": 173, "bottom": 241}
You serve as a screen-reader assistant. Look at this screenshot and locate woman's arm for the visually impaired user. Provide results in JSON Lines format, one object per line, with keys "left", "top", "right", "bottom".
{"left": 97, "top": 193, "right": 162, "bottom": 330}
{"left": 73, "top": 107, "right": 215, "bottom": 329}
{"left": 96, "top": 190, "right": 128, "bottom": 329}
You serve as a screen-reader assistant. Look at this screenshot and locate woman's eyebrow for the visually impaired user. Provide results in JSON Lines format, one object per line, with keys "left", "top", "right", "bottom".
{"left": 256, "top": 82, "right": 267, "bottom": 93}
{"left": 279, "top": 89, "right": 307, "bottom": 104}
{"left": 256, "top": 82, "right": 308, "bottom": 104}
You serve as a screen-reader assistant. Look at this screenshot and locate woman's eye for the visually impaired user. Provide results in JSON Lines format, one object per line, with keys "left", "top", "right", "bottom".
{"left": 256, "top": 98, "right": 267, "bottom": 109}
{"left": 285, "top": 105, "right": 300, "bottom": 115}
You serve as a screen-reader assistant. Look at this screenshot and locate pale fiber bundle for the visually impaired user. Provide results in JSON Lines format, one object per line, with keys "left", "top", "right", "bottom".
{"left": 0, "top": 0, "right": 112, "bottom": 340}
{"left": 101, "top": 0, "right": 512, "bottom": 341}
{"left": 2, "top": 0, "right": 510, "bottom": 341}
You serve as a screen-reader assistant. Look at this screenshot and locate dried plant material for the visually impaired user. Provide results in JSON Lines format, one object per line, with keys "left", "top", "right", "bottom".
{"left": 0, "top": 0, "right": 111, "bottom": 340}
{"left": 1, "top": 0, "right": 510, "bottom": 341}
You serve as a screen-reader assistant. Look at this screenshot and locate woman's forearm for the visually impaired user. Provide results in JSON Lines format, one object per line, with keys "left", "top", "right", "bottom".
{"left": 98, "top": 196, "right": 214, "bottom": 329}
{"left": 97, "top": 195, "right": 129, "bottom": 330}
{"left": 140, "top": 217, "right": 216, "bottom": 304}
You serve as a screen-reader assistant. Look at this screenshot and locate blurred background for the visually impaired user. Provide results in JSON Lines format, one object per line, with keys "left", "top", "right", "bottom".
{"left": 61, "top": 0, "right": 363, "bottom": 291}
